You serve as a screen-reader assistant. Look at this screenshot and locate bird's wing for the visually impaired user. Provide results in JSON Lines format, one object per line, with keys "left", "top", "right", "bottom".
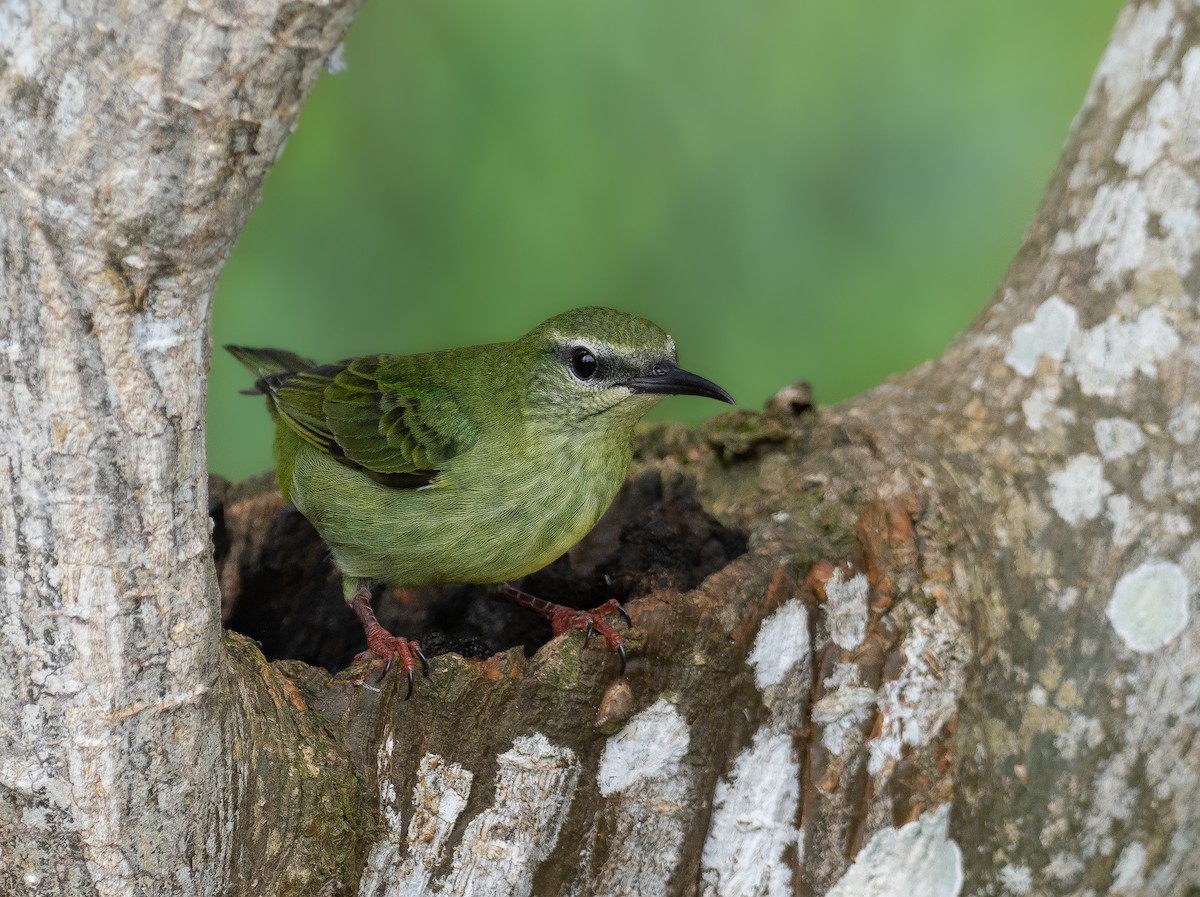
{"left": 270, "top": 355, "right": 478, "bottom": 487}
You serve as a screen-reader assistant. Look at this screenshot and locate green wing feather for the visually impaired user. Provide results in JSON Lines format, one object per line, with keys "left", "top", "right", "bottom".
{"left": 225, "top": 345, "right": 317, "bottom": 392}
{"left": 227, "top": 347, "right": 477, "bottom": 487}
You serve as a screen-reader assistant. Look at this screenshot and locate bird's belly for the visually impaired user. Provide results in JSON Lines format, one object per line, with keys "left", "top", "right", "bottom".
{"left": 289, "top": 446, "right": 626, "bottom": 586}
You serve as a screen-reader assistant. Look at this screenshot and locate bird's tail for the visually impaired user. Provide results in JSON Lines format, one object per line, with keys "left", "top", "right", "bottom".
{"left": 225, "top": 345, "right": 317, "bottom": 395}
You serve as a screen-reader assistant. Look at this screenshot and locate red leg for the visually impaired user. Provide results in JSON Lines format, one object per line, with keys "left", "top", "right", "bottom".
{"left": 496, "top": 583, "right": 631, "bottom": 674}
{"left": 349, "top": 581, "right": 429, "bottom": 699}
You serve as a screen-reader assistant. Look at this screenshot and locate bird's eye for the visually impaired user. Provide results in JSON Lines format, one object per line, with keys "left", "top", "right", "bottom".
{"left": 570, "top": 347, "right": 599, "bottom": 381}
{"left": 653, "top": 362, "right": 667, "bottom": 376}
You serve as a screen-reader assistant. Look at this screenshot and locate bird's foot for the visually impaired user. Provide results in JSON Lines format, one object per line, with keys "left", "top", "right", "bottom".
{"left": 548, "top": 600, "right": 631, "bottom": 675}
{"left": 354, "top": 626, "right": 430, "bottom": 699}
{"left": 497, "top": 584, "right": 631, "bottom": 674}
{"left": 348, "top": 582, "right": 429, "bottom": 699}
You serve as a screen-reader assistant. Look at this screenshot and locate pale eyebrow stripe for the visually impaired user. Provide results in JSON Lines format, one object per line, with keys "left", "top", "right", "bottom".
{"left": 550, "top": 336, "right": 674, "bottom": 358}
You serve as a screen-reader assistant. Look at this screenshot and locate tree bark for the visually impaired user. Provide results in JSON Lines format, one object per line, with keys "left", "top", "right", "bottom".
{"left": 4, "top": 1, "right": 1199, "bottom": 895}
{"left": 0, "top": 2, "right": 363, "bottom": 895}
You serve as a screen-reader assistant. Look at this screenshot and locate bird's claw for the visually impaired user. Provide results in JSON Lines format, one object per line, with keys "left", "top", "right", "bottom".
{"left": 362, "top": 626, "right": 426, "bottom": 698}
{"left": 548, "top": 599, "right": 631, "bottom": 675}
{"left": 495, "top": 584, "right": 632, "bottom": 675}
{"left": 383, "top": 644, "right": 430, "bottom": 700}
{"left": 581, "top": 619, "right": 628, "bottom": 674}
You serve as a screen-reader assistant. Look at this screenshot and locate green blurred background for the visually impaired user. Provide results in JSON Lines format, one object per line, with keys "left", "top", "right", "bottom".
{"left": 209, "top": 0, "right": 1124, "bottom": 480}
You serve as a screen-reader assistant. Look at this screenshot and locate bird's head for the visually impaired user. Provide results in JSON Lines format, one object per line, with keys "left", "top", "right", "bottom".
{"left": 519, "top": 307, "right": 734, "bottom": 431}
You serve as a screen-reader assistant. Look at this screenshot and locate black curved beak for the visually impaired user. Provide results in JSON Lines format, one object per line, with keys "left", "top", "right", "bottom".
{"left": 626, "top": 362, "right": 735, "bottom": 405}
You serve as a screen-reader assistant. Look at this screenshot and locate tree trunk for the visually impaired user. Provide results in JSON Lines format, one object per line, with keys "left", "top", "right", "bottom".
{"left": 4, "top": 1, "right": 1199, "bottom": 895}
{"left": 0, "top": 2, "right": 363, "bottom": 894}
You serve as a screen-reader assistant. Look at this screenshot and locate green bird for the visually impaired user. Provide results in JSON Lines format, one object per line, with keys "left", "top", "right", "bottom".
{"left": 227, "top": 306, "right": 733, "bottom": 696}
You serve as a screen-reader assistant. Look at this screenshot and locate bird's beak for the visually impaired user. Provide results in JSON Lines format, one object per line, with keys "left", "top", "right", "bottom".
{"left": 626, "top": 362, "right": 735, "bottom": 405}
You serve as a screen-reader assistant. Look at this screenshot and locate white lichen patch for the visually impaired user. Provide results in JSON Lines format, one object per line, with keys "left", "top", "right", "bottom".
{"left": 700, "top": 730, "right": 800, "bottom": 897}
{"left": 376, "top": 734, "right": 402, "bottom": 832}
{"left": 53, "top": 70, "right": 88, "bottom": 141}
{"left": 813, "top": 685, "right": 878, "bottom": 755}
{"left": 1140, "top": 454, "right": 1170, "bottom": 503}
{"left": 702, "top": 600, "right": 813, "bottom": 897}
{"left": 1181, "top": 540, "right": 1200, "bottom": 585}
{"left": 1106, "top": 494, "right": 1134, "bottom": 545}
{"left": 1094, "top": 0, "right": 1182, "bottom": 118}
{"left": 868, "top": 608, "right": 964, "bottom": 776}
{"left": 134, "top": 314, "right": 186, "bottom": 354}
{"left": 439, "top": 734, "right": 581, "bottom": 897}
{"left": 998, "top": 864, "right": 1033, "bottom": 895}
{"left": 1168, "top": 403, "right": 1200, "bottom": 444}
{"left": 1004, "top": 296, "right": 1078, "bottom": 377}
{"left": 1020, "top": 386, "right": 1053, "bottom": 430}
{"left": 1054, "top": 182, "right": 1147, "bottom": 286}
{"left": 1021, "top": 382, "right": 1076, "bottom": 431}
{"left": 1048, "top": 454, "right": 1113, "bottom": 525}
{"left": 825, "top": 662, "right": 861, "bottom": 692}
{"left": 1056, "top": 588, "right": 1080, "bottom": 612}
{"left": 1173, "top": 48, "right": 1200, "bottom": 164}
{"left": 1112, "top": 841, "right": 1147, "bottom": 892}
{"left": 1110, "top": 499, "right": 1195, "bottom": 550}
{"left": 1167, "top": 455, "right": 1200, "bottom": 504}
{"left": 326, "top": 41, "right": 347, "bottom": 75}
{"left": 1084, "top": 751, "right": 1137, "bottom": 857}
{"left": 597, "top": 697, "right": 690, "bottom": 797}
{"left": 826, "top": 804, "right": 963, "bottom": 897}
{"left": 1054, "top": 713, "right": 1105, "bottom": 762}
{"left": 747, "top": 599, "right": 810, "bottom": 694}
{"left": 359, "top": 752, "right": 474, "bottom": 897}
{"left": 1141, "top": 164, "right": 1200, "bottom": 276}
{"left": 1068, "top": 308, "right": 1180, "bottom": 397}
{"left": 1162, "top": 512, "right": 1194, "bottom": 539}
{"left": 1148, "top": 830, "right": 1200, "bottom": 893}
{"left": 1117, "top": 47, "right": 1200, "bottom": 174}
{"left": 591, "top": 698, "right": 695, "bottom": 897}
{"left": 0, "top": 5, "right": 38, "bottom": 78}
{"left": 1106, "top": 560, "right": 1189, "bottom": 653}
{"left": 1116, "top": 78, "right": 1175, "bottom": 174}
{"left": 1094, "top": 418, "right": 1145, "bottom": 461}
{"left": 1045, "top": 852, "right": 1086, "bottom": 885}
{"left": 816, "top": 664, "right": 876, "bottom": 754}
{"left": 1142, "top": 454, "right": 1200, "bottom": 505}
{"left": 826, "top": 570, "right": 869, "bottom": 650}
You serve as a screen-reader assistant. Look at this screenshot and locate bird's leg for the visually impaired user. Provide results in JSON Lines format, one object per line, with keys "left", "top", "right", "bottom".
{"left": 347, "top": 579, "right": 429, "bottom": 699}
{"left": 495, "top": 582, "right": 631, "bottom": 674}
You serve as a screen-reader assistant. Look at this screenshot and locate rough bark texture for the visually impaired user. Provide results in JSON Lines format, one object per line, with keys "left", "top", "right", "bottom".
{"left": 0, "top": 2, "right": 363, "bottom": 895}
{"left": 3, "top": 0, "right": 1199, "bottom": 895}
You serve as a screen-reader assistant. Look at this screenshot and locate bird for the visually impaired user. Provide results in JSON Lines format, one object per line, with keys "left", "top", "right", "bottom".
{"left": 227, "top": 306, "right": 734, "bottom": 697}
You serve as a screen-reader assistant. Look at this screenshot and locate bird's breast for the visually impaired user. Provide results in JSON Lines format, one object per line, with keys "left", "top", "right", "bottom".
{"left": 291, "top": 429, "right": 634, "bottom": 586}
{"left": 447, "top": 435, "right": 633, "bottom": 581}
